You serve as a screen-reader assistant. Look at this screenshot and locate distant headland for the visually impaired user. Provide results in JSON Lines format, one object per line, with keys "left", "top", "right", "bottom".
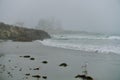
{"left": 0, "top": 22, "right": 51, "bottom": 42}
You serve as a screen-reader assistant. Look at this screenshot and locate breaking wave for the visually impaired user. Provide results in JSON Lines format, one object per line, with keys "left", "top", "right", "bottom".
{"left": 39, "top": 39, "right": 120, "bottom": 54}
{"left": 52, "top": 35, "right": 120, "bottom": 40}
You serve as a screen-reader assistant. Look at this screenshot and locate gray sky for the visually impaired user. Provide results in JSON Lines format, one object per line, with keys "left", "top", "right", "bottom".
{"left": 0, "top": 0, "right": 120, "bottom": 34}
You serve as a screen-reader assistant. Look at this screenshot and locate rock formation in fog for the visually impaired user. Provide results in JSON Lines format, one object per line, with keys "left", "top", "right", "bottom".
{"left": 0, "top": 22, "right": 51, "bottom": 41}
{"left": 36, "top": 18, "right": 63, "bottom": 34}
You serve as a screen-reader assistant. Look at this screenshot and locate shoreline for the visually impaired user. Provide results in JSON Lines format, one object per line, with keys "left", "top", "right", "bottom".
{"left": 0, "top": 41, "right": 120, "bottom": 80}
{"left": 0, "top": 41, "right": 118, "bottom": 56}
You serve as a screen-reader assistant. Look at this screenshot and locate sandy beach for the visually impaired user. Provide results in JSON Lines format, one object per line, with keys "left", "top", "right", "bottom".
{"left": 0, "top": 41, "right": 120, "bottom": 80}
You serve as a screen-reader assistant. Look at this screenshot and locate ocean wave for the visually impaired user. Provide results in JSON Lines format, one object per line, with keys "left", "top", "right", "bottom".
{"left": 38, "top": 39, "right": 120, "bottom": 54}
{"left": 52, "top": 35, "right": 120, "bottom": 40}
{"left": 108, "top": 36, "right": 120, "bottom": 40}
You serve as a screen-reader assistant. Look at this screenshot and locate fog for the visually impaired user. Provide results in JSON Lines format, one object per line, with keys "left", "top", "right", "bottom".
{"left": 0, "top": 0, "right": 120, "bottom": 34}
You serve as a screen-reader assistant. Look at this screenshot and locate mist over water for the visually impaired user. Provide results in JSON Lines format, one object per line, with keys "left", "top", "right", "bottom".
{"left": 0, "top": 1, "right": 120, "bottom": 80}
{"left": 0, "top": 0, "right": 120, "bottom": 34}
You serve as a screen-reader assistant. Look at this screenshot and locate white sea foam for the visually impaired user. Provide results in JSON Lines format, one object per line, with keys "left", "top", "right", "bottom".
{"left": 108, "top": 36, "right": 120, "bottom": 40}
{"left": 37, "top": 33, "right": 120, "bottom": 54}
{"left": 39, "top": 39, "right": 120, "bottom": 54}
{"left": 52, "top": 34, "right": 120, "bottom": 40}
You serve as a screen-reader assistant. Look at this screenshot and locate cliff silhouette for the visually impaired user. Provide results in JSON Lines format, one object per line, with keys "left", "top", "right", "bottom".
{"left": 0, "top": 22, "right": 51, "bottom": 41}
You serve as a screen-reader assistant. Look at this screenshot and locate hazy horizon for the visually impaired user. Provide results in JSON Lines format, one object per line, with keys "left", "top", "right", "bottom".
{"left": 0, "top": 0, "right": 120, "bottom": 34}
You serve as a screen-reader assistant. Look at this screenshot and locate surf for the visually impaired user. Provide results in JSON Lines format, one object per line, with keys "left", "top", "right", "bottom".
{"left": 38, "top": 33, "right": 120, "bottom": 54}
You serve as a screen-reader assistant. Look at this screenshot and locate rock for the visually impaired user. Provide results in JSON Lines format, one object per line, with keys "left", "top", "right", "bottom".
{"left": 25, "top": 73, "right": 30, "bottom": 76}
{"left": 32, "top": 75, "right": 41, "bottom": 78}
{"left": 75, "top": 74, "right": 94, "bottom": 80}
{"left": 75, "top": 74, "right": 86, "bottom": 78}
{"left": 59, "top": 63, "right": 68, "bottom": 67}
{"left": 0, "top": 22, "right": 51, "bottom": 41}
{"left": 23, "top": 55, "right": 31, "bottom": 58}
{"left": 42, "top": 76, "right": 47, "bottom": 79}
{"left": 30, "top": 57, "right": 35, "bottom": 60}
{"left": 42, "top": 61, "right": 48, "bottom": 64}
{"left": 33, "top": 67, "right": 40, "bottom": 70}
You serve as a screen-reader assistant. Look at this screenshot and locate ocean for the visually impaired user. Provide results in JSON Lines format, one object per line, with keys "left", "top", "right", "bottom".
{"left": 39, "top": 32, "right": 120, "bottom": 54}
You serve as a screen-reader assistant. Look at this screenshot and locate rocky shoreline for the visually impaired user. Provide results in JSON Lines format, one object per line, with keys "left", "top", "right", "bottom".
{"left": 0, "top": 22, "right": 51, "bottom": 42}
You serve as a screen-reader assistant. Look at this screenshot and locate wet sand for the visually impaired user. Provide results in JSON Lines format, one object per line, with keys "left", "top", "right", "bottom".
{"left": 0, "top": 41, "right": 120, "bottom": 80}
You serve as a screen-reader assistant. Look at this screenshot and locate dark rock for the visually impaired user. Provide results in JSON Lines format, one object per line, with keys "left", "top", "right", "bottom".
{"left": 30, "top": 57, "right": 35, "bottom": 60}
{"left": 19, "top": 68, "right": 22, "bottom": 71}
{"left": 86, "top": 76, "right": 94, "bottom": 80}
{"left": 42, "top": 76, "right": 47, "bottom": 79}
{"left": 23, "top": 55, "right": 31, "bottom": 58}
{"left": 0, "top": 22, "right": 51, "bottom": 41}
{"left": 75, "top": 74, "right": 86, "bottom": 78}
{"left": 32, "top": 75, "right": 41, "bottom": 78}
{"left": 7, "top": 72, "right": 10, "bottom": 74}
{"left": 25, "top": 73, "right": 30, "bottom": 76}
{"left": 42, "top": 61, "right": 48, "bottom": 64}
{"left": 59, "top": 63, "right": 68, "bottom": 67}
{"left": 75, "top": 74, "right": 93, "bottom": 80}
{"left": 33, "top": 67, "right": 40, "bottom": 70}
